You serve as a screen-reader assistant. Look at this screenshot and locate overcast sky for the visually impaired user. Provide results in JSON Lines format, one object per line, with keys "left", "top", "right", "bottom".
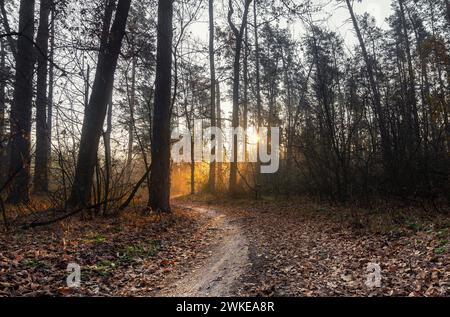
{"left": 189, "top": 0, "right": 394, "bottom": 51}
{"left": 186, "top": 0, "right": 394, "bottom": 117}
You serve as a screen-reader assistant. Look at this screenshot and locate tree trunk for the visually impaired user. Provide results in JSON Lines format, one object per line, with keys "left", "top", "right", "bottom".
{"left": 127, "top": 53, "right": 136, "bottom": 175}
{"left": 208, "top": 0, "right": 216, "bottom": 193}
{"left": 68, "top": 0, "right": 131, "bottom": 207}
{"left": 228, "top": 0, "right": 252, "bottom": 196}
{"left": 103, "top": 98, "right": 112, "bottom": 214}
{"left": 243, "top": 23, "right": 249, "bottom": 161}
{"left": 446, "top": 0, "right": 450, "bottom": 24}
{"left": 7, "top": 0, "right": 35, "bottom": 204}
{"left": 398, "top": 0, "right": 420, "bottom": 152}
{"left": 190, "top": 136, "right": 195, "bottom": 195}
{"left": 34, "top": 0, "right": 51, "bottom": 193}
{"left": 0, "top": 39, "right": 7, "bottom": 187}
{"left": 47, "top": 6, "right": 55, "bottom": 184}
{"left": 0, "top": 0, "right": 17, "bottom": 59}
{"left": 216, "top": 81, "right": 223, "bottom": 188}
{"left": 254, "top": 0, "right": 262, "bottom": 180}
{"left": 345, "top": 0, "right": 391, "bottom": 173}
{"left": 149, "top": 0, "right": 173, "bottom": 213}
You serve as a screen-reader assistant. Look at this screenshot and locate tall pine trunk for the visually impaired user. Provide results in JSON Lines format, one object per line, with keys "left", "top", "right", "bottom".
{"left": 127, "top": 53, "right": 136, "bottom": 175}
{"left": 216, "top": 81, "right": 223, "bottom": 189}
{"left": 68, "top": 0, "right": 131, "bottom": 207}
{"left": 34, "top": 0, "right": 52, "bottom": 193}
{"left": 103, "top": 98, "right": 112, "bottom": 214}
{"left": 7, "top": 0, "right": 35, "bottom": 204}
{"left": 398, "top": 0, "right": 420, "bottom": 153}
{"left": 254, "top": 0, "right": 262, "bottom": 192}
{"left": 0, "top": 39, "right": 7, "bottom": 187}
{"left": 47, "top": 6, "right": 55, "bottom": 184}
{"left": 345, "top": 0, "right": 391, "bottom": 174}
{"left": 208, "top": 0, "right": 216, "bottom": 193}
{"left": 149, "top": 0, "right": 173, "bottom": 213}
{"left": 227, "top": 0, "right": 252, "bottom": 196}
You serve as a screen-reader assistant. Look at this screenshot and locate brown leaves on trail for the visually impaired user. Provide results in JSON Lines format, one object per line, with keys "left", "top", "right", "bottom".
{"left": 215, "top": 200, "right": 449, "bottom": 297}
{"left": 0, "top": 207, "right": 216, "bottom": 296}
{"left": 0, "top": 197, "right": 449, "bottom": 297}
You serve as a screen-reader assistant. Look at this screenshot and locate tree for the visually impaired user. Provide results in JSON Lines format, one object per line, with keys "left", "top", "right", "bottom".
{"left": 7, "top": 0, "right": 36, "bottom": 203}
{"left": 253, "top": 0, "right": 262, "bottom": 190}
{"left": 68, "top": 0, "right": 131, "bottom": 207}
{"left": 0, "top": 38, "right": 8, "bottom": 186}
{"left": 227, "top": 0, "right": 252, "bottom": 196}
{"left": 208, "top": 0, "right": 217, "bottom": 193}
{"left": 34, "top": 0, "right": 52, "bottom": 193}
{"left": 344, "top": 0, "right": 392, "bottom": 176}
{"left": 149, "top": 0, "right": 173, "bottom": 213}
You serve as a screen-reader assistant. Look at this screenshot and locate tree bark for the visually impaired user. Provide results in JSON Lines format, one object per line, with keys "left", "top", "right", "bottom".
{"left": 345, "top": 0, "right": 391, "bottom": 172}
{"left": 68, "top": 0, "right": 131, "bottom": 207}
{"left": 446, "top": 0, "right": 450, "bottom": 24}
{"left": 254, "top": 0, "right": 262, "bottom": 180}
{"left": 0, "top": 0, "right": 17, "bottom": 59}
{"left": 208, "top": 0, "right": 216, "bottom": 193}
{"left": 398, "top": 0, "right": 420, "bottom": 152}
{"left": 0, "top": 39, "right": 7, "bottom": 186}
{"left": 47, "top": 7, "right": 55, "bottom": 171}
{"left": 216, "top": 81, "right": 223, "bottom": 188}
{"left": 228, "top": 0, "right": 252, "bottom": 196}
{"left": 7, "top": 0, "right": 35, "bottom": 204}
{"left": 243, "top": 23, "right": 249, "bottom": 161}
{"left": 149, "top": 0, "right": 173, "bottom": 213}
{"left": 127, "top": 52, "right": 136, "bottom": 175}
{"left": 34, "top": 0, "right": 52, "bottom": 193}
{"left": 103, "top": 98, "right": 112, "bottom": 214}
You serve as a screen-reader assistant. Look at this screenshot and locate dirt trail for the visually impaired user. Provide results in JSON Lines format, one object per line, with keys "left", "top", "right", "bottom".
{"left": 159, "top": 205, "right": 250, "bottom": 297}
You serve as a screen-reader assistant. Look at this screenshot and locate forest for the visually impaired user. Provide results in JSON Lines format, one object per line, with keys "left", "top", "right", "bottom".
{"left": 0, "top": 0, "right": 449, "bottom": 298}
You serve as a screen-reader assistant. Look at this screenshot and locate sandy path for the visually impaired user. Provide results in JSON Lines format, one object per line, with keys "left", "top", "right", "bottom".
{"left": 159, "top": 205, "right": 250, "bottom": 297}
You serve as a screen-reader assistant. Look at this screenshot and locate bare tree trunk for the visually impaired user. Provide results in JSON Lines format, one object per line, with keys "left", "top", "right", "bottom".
{"left": 243, "top": 23, "right": 249, "bottom": 161}
{"left": 281, "top": 49, "right": 293, "bottom": 170}
{"left": 0, "top": 39, "right": 7, "bottom": 186}
{"left": 254, "top": 0, "right": 262, "bottom": 188}
{"left": 103, "top": 98, "right": 112, "bottom": 214}
{"left": 0, "top": 0, "right": 17, "bottom": 59}
{"left": 446, "top": 0, "right": 450, "bottom": 24}
{"left": 216, "top": 81, "right": 223, "bottom": 189}
{"left": 190, "top": 136, "right": 195, "bottom": 195}
{"left": 7, "top": 0, "right": 35, "bottom": 204}
{"left": 127, "top": 53, "right": 136, "bottom": 175}
{"left": 345, "top": 0, "right": 391, "bottom": 173}
{"left": 208, "top": 0, "right": 216, "bottom": 193}
{"left": 398, "top": 0, "right": 420, "bottom": 152}
{"left": 149, "top": 0, "right": 173, "bottom": 213}
{"left": 34, "top": 0, "right": 51, "bottom": 193}
{"left": 228, "top": 0, "right": 252, "bottom": 196}
{"left": 68, "top": 0, "right": 131, "bottom": 207}
{"left": 47, "top": 6, "right": 55, "bottom": 186}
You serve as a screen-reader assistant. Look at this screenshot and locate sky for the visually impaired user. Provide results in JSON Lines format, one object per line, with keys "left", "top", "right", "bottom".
{"left": 185, "top": 0, "right": 394, "bottom": 120}
{"left": 321, "top": 0, "right": 393, "bottom": 46}
{"left": 189, "top": 0, "right": 394, "bottom": 51}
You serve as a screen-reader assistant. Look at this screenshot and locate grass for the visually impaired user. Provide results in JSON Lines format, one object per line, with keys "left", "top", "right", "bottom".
{"left": 87, "top": 260, "right": 117, "bottom": 277}
{"left": 119, "top": 240, "right": 161, "bottom": 263}
{"left": 84, "top": 240, "right": 161, "bottom": 277}
{"left": 24, "top": 258, "right": 50, "bottom": 269}
{"left": 84, "top": 232, "right": 108, "bottom": 244}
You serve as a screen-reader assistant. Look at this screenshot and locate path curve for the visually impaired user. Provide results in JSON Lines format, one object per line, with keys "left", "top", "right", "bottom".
{"left": 159, "top": 205, "right": 250, "bottom": 297}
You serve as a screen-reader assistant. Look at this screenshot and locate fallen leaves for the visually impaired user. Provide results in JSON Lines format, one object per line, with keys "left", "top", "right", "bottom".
{"left": 0, "top": 207, "right": 216, "bottom": 296}
{"left": 185, "top": 197, "right": 449, "bottom": 297}
{"left": 0, "top": 197, "right": 448, "bottom": 297}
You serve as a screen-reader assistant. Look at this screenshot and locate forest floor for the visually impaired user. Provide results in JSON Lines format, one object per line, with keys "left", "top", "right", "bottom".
{"left": 0, "top": 195, "right": 449, "bottom": 296}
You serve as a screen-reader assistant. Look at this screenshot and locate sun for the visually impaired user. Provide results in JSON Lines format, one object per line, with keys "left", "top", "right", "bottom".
{"left": 247, "top": 129, "right": 260, "bottom": 145}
